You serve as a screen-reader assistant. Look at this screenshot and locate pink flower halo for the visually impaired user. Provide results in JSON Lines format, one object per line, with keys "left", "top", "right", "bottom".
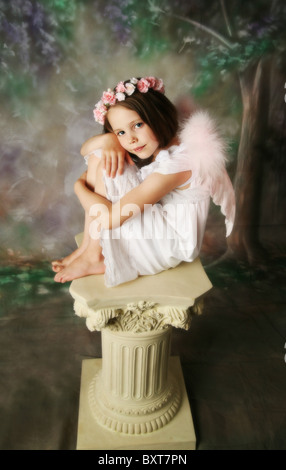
{"left": 93, "top": 76, "right": 165, "bottom": 124}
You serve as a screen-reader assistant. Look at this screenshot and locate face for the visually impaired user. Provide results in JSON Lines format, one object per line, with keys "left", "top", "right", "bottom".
{"left": 107, "top": 106, "right": 160, "bottom": 160}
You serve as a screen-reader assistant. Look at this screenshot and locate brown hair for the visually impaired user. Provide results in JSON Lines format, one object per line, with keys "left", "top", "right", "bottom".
{"left": 103, "top": 86, "right": 178, "bottom": 167}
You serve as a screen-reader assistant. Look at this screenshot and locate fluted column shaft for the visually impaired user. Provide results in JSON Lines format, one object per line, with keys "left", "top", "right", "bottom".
{"left": 101, "top": 327, "right": 171, "bottom": 405}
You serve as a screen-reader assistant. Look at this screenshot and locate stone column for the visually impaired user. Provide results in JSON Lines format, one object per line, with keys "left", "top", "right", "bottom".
{"left": 89, "top": 326, "right": 180, "bottom": 435}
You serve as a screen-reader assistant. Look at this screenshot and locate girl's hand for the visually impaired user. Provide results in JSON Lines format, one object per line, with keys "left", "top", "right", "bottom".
{"left": 101, "top": 133, "right": 134, "bottom": 178}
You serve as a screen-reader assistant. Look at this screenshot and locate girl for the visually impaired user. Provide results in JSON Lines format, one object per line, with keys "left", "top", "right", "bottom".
{"left": 53, "top": 76, "right": 235, "bottom": 287}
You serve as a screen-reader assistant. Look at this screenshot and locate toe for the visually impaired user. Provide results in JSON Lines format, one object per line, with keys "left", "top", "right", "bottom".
{"left": 52, "top": 264, "right": 63, "bottom": 273}
{"left": 54, "top": 272, "right": 62, "bottom": 283}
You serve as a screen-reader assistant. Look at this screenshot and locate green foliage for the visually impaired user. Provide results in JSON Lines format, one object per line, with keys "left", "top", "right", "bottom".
{"left": 143, "top": 0, "right": 285, "bottom": 94}
{"left": 0, "top": 261, "right": 68, "bottom": 312}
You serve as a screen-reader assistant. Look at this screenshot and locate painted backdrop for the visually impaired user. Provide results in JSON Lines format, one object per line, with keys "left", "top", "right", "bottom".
{"left": 1, "top": 0, "right": 286, "bottom": 451}
{"left": 1, "top": 0, "right": 285, "bottom": 268}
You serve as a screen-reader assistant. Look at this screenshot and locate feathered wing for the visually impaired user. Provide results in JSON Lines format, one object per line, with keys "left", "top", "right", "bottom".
{"left": 179, "top": 111, "right": 236, "bottom": 237}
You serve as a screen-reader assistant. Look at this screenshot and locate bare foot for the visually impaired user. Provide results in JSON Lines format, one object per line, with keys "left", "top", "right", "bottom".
{"left": 54, "top": 250, "right": 105, "bottom": 283}
{"left": 52, "top": 246, "right": 86, "bottom": 272}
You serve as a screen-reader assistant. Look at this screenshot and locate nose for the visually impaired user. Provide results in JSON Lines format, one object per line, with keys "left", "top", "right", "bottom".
{"left": 128, "top": 133, "right": 137, "bottom": 144}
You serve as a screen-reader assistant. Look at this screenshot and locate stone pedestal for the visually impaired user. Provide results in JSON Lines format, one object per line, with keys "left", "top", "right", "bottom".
{"left": 70, "top": 243, "right": 212, "bottom": 450}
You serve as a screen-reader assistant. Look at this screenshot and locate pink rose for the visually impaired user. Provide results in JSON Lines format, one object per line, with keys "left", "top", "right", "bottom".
{"left": 154, "top": 78, "right": 165, "bottom": 93}
{"left": 93, "top": 107, "right": 105, "bottom": 125}
{"left": 146, "top": 76, "right": 156, "bottom": 88}
{"left": 93, "top": 101, "right": 107, "bottom": 124}
{"left": 116, "top": 81, "right": 126, "bottom": 93}
{"left": 96, "top": 102, "right": 107, "bottom": 114}
{"left": 102, "top": 90, "right": 116, "bottom": 106}
{"left": 137, "top": 78, "right": 150, "bottom": 93}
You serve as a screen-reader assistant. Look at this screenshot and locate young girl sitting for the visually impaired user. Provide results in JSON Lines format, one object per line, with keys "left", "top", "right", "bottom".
{"left": 52, "top": 76, "right": 235, "bottom": 287}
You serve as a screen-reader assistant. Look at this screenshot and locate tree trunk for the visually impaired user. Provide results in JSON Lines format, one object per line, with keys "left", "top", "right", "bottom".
{"left": 227, "top": 56, "right": 272, "bottom": 265}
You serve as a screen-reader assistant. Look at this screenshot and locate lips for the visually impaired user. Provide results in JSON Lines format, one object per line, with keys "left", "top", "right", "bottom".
{"left": 133, "top": 145, "right": 146, "bottom": 152}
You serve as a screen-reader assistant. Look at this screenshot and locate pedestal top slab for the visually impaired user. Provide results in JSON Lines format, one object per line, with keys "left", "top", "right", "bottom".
{"left": 70, "top": 257, "right": 212, "bottom": 309}
{"left": 69, "top": 254, "right": 212, "bottom": 331}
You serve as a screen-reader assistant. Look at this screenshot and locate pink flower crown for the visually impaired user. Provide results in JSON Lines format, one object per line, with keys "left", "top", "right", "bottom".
{"left": 93, "top": 76, "right": 165, "bottom": 125}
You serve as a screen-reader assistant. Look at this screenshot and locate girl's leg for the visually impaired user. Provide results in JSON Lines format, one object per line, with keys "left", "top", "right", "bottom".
{"left": 54, "top": 236, "right": 105, "bottom": 283}
{"left": 54, "top": 158, "right": 107, "bottom": 282}
{"left": 52, "top": 155, "right": 105, "bottom": 271}
{"left": 52, "top": 210, "right": 92, "bottom": 272}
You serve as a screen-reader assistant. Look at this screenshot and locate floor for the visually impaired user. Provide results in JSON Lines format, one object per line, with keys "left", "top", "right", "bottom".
{"left": 0, "top": 250, "right": 285, "bottom": 450}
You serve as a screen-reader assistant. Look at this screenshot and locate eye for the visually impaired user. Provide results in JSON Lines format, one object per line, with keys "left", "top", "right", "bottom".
{"left": 116, "top": 130, "right": 125, "bottom": 136}
{"left": 134, "top": 122, "right": 143, "bottom": 129}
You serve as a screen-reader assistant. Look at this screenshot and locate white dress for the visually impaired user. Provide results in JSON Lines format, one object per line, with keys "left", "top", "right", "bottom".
{"left": 85, "top": 111, "right": 236, "bottom": 287}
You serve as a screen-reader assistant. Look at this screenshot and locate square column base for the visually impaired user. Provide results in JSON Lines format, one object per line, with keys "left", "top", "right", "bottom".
{"left": 76, "top": 356, "right": 196, "bottom": 450}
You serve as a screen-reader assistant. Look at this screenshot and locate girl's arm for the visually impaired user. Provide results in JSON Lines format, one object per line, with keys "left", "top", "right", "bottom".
{"left": 74, "top": 172, "right": 112, "bottom": 213}
{"left": 112, "top": 170, "right": 191, "bottom": 227}
{"left": 75, "top": 169, "right": 192, "bottom": 230}
{"left": 81, "top": 133, "right": 134, "bottom": 178}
